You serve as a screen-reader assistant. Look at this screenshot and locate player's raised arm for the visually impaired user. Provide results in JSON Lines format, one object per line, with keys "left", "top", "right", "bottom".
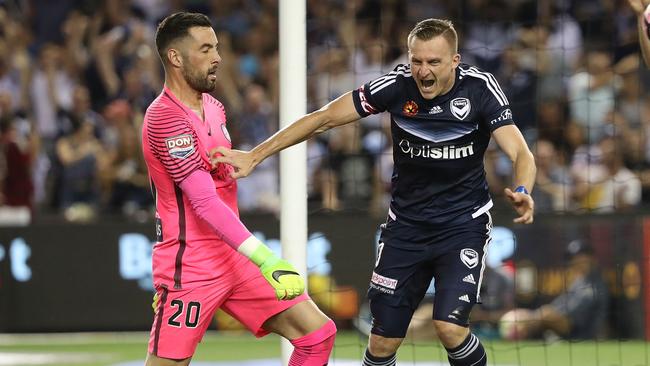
{"left": 212, "top": 92, "right": 361, "bottom": 178}
{"left": 492, "top": 125, "right": 536, "bottom": 224}
{"left": 628, "top": 0, "right": 650, "bottom": 67}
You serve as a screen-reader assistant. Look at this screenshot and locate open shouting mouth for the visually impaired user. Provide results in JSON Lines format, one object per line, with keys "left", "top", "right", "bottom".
{"left": 421, "top": 79, "right": 435, "bottom": 91}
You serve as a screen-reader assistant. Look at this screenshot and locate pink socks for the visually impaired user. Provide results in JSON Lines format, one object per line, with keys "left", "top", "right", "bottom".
{"left": 289, "top": 320, "right": 337, "bottom": 366}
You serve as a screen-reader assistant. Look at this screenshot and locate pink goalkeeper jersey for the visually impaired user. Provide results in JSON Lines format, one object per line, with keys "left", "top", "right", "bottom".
{"left": 142, "top": 85, "right": 246, "bottom": 290}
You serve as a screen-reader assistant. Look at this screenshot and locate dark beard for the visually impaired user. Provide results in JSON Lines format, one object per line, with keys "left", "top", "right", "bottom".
{"left": 182, "top": 66, "right": 216, "bottom": 93}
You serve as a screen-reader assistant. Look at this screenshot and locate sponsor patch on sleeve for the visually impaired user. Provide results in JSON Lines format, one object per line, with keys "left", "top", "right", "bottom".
{"left": 489, "top": 108, "right": 513, "bottom": 125}
{"left": 358, "top": 86, "right": 378, "bottom": 114}
{"left": 165, "top": 134, "right": 195, "bottom": 159}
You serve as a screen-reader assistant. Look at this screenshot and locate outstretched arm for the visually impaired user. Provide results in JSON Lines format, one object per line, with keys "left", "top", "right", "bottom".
{"left": 212, "top": 92, "right": 361, "bottom": 178}
{"left": 629, "top": 0, "right": 650, "bottom": 68}
{"left": 492, "top": 125, "right": 536, "bottom": 224}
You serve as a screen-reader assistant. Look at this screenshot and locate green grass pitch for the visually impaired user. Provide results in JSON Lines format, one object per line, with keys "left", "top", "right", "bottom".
{"left": 0, "top": 331, "right": 649, "bottom": 366}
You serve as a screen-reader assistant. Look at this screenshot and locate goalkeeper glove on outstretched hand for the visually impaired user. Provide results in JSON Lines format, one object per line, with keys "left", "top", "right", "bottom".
{"left": 259, "top": 253, "right": 305, "bottom": 300}
{"left": 240, "top": 237, "right": 305, "bottom": 300}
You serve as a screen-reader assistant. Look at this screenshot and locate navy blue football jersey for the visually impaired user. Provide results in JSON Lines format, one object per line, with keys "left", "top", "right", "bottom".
{"left": 352, "top": 63, "right": 515, "bottom": 226}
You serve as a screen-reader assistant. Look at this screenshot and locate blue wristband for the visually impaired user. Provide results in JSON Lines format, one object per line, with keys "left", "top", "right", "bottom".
{"left": 514, "top": 185, "right": 529, "bottom": 195}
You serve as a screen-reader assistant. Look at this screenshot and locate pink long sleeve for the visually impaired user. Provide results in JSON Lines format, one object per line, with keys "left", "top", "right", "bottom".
{"left": 179, "top": 169, "right": 252, "bottom": 249}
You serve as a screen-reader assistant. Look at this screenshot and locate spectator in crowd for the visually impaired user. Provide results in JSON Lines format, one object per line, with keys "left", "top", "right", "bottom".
{"left": 610, "top": 55, "right": 647, "bottom": 151}
{"left": 103, "top": 99, "right": 151, "bottom": 218}
{"left": 568, "top": 48, "right": 620, "bottom": 145}
{"left": 210, "top": 0, "right": 256, "bottom": 40}
{"left": 131, "top": 0, "right": 172, "bottom": 24}
{"left": 571, "top": 0, "right": 612, "bottom": 41}
{"left": 59, "top": 85, "right": 106, "bottom": 139}
{"left": 500, "top": 239, "right": 608, "bottom": 340}
{"left": 533, "top": 139, "right": 573, "bottom": 213}
{"left": 353, "top": 38, "right": 394, "bottom": 192}
{"left": 332, "top": 127, "right": 374, "bottom": 207}
{"left": 498, "top": 31, "right": 546, "bottom": 140}
{"left": 604, "top": 108, "right": 647, "bottom": 169}
{"left": 61, "top": 10, "right": 92, "bottom": 79}
{"left": 87, "top": 2, "right": 156, "bottom": 108}
{"left": 0, "top": 115, "right": 38, "bottom": 211}
{"left": 313, "top": 46, "right": 372, "bottom": 210}
{"left": 0, "top": 0, "right": 643, "bottom": 218}
{"left": 120, "top": 60, "right": 160, "bottom": 115}
{"left": 305, "top": 0, "right": 344, "bottom": 74}
{"left": 483, "top": 139, "right": 513, "bottom": 199}
{"left": 612, "top": 0, "right": 642, "bottom": 60}
{"left": 535, "top": 99, "right": 578, "bottom": 162}
{"left": 369, "top": 123, "right": 393, "bottom": 217}
{"left": 402, "top": 0, "right": 451, "bottom": 25}
{"left": 306, "top": 139, "right": 329, "bottom": 209}
{"left": 31, "top": 43, "right": 75, "bottom": 147}
{"left": 314, "top": 47, "right": 355, "bottom": 106}
{"left": 236, "top": 25, "right": 269, "bottom": 86}
{"left": 460, "top": 0, "right": 514, "bottom": 73}
{"left": 235, "top": 84, "right": 277, "bottom": 149}
{"left": 0, "top": 32, "right": 30, "bottom": 114}
{"left": 55, "top": 114, "right": 107, "bottom": 221}
{"left": 538, "top": 1, "right": 583, "bottom": 99}
{"left": 29, "top": 0, "right": 79, "bottom": 48}
{"left": 235, "top": 84, "right": 280, "bottom": 213}
{"left": 572, "top": 136, "right": 642, "bottom": 212}
{"left": 353, "top": 37, "right": 393, "bottom": 135}
{"left": 207, "top": 31, "right": 245, "bottom": 114}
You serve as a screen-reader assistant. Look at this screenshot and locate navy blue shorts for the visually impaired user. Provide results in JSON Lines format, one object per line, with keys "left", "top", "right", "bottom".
{"left": 368, "top": 212, "right": 492, "bottom": 337}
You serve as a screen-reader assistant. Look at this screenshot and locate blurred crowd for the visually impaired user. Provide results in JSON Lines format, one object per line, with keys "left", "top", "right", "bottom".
{"left": 1, "top": 0, "right": 650, "bottom": 223}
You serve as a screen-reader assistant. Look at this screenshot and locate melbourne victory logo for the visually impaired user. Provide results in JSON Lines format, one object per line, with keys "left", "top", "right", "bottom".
{"left": 450, "top": 97, "right": 471, "bottom": 120}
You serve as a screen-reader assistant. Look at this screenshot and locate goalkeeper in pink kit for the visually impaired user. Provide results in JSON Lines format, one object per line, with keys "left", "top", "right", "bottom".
{"left": 141, "top": 12, "right": 336, "bottom": 366}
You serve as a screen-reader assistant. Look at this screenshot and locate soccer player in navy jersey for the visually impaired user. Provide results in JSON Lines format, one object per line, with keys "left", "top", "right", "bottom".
{"left": 628, "top": 0, "right": 650, "bottom": 67}
{"left": 214, "top": 19, "right": 536, "bottom": 366}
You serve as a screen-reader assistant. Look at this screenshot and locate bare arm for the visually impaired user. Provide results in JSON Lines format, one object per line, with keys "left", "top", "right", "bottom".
{"left": 492, "top": 124, "right": 537, "bottom": 223}
{"left": 253, "top": 92, "right": 360, "bottom": 158}
{"left": 493, "top": 125, "right": 536, "bottom": 192}
{"left": 638, "top": 10, "right": 650, "bottom": 68}
{"left": 629, "top": 0, "right": 650, "bottom": 68}
{"left": 518, "top": 305, "right": 571, "bottom": 338}
{"left": 213, "top": 92, "right": 361, "bottom": 178}
{"left": 93, "top": 29, "right": 122, "bottom": 97}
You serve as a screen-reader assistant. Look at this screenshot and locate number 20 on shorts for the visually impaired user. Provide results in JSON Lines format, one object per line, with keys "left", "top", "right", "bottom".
{"left": 168, "top": 300, "right": 202, "bottom": 328}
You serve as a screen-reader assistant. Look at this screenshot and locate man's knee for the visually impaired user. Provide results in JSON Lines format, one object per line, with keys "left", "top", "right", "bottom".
{"left": 433, "top": 320, "right": 470, "bottom": 348}
{"left": 290, "top": 319, "right": 337, "bottom": 348}
{"left": 369, "top": 301, "right": 414, "bottom": 338}
{"left": 264, "top": 300, "right": 331, "bottom": 339}
{"left": 368, "top": 333, "right": 404, "bottom": 357}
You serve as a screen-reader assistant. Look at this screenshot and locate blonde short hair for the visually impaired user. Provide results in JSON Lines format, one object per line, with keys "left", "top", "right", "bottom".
{"left": 408, "top": 18, "right": 458, "bottom": 53}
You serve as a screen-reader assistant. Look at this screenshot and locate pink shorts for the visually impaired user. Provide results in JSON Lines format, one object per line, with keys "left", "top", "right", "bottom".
{"left": 148, "top": 259, "right": 310, "bottom": 359}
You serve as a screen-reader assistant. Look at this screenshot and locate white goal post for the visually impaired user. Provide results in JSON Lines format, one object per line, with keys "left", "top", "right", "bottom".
{"left": 279, "top": 1, "right": 307, "bottom": 364}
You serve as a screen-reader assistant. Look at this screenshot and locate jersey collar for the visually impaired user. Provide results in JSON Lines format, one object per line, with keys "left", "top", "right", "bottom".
{"left": 162, "top": 84, "right": 206, "bottom": 124}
